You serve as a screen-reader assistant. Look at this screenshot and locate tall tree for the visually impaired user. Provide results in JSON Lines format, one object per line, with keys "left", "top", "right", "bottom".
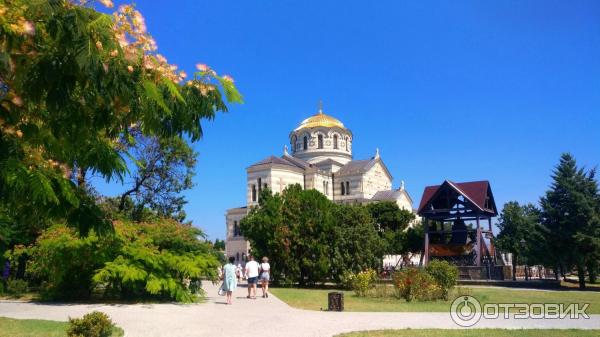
{"left": 0, "top": 1, "right": 240, "bottom": 244}
{"left": 366, "top": 201, "right": 415, "bottom": 255}
{"left": 0, "top": 1, "right": 241, "bottom": 276}
{"left": 540, "top": 153, "right": 600, "bottom": 288}
{"left": 330, "top": 204, "right": 385, "bottom": 279}
{"left": 496, "top": 201, "right": 541, "bottom": 281}
{"left": 240, "top": 184, "right": 383, "bottom": 285}
{"left": 118, "top": 133, "right": 196, "bottom": 222}
{"left": 367, "top": 201, "right": 415, "bottom": 232}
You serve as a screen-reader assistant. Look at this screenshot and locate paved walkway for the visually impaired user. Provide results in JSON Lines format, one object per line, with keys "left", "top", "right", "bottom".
{"left": 1, "top": 282, "right": 599, "bottom": 337}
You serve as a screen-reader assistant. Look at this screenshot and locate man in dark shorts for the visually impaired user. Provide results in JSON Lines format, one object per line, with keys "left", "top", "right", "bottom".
{"left": 245, "top": 255, "right": 260, "bottom": 299}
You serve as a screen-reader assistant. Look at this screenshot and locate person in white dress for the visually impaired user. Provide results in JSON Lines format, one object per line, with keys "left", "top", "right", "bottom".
{"left": 259, "top": 256, "right": 271, "bottom": 298}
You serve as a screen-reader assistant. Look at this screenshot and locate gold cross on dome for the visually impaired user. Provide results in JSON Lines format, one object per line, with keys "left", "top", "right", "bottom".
{"left": 318, "top": 99, "right": 323, "bottom": 114}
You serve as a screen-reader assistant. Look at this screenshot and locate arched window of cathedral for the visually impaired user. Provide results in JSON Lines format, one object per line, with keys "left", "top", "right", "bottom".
{"left": 346, "top": 181, "right": 350, "bottom": 195}
{"left": 318, "top": 134, "right": 323, "bottom": 149}
{"left": 303, "top": 136, "right": 308, "bottom": 150}
{"left": 258, "top": 178, "right": 262, "bottom": 196}
{"left": 341, "top": 182, "right": 345, "bottom": 195}
{"left": 233, "top": 220, "right": 239, "bottom": 236}
{"left": 236, "top": 252, "right": 240, "bottom": 262}
{"left": 323, "top": 181, "right": 327, "bottom": 195}
{"left": 292, "top": 135, "right": 297, "bottom": 152}
{"left": 333, "top": 135, "right": 338, "bottom": 149}
{"left": 345, "top": 137, "right": 349, "bottom": 151}
{"left": 251, "top": 184, "right": 257, "bottom": 202}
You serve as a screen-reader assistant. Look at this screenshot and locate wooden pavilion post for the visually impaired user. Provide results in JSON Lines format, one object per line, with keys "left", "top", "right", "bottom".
{"left": 423, "top": 221, "right": 429, "bottom": 266}
{"left": 476, "top": 216, "right": 481, "bottom": 266}
{"left": 488, "top": 218, "right": 494, "bottom": 262}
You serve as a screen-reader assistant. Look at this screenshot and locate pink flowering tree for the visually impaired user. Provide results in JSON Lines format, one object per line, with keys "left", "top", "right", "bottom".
{"left": 0, "top": 0, "right": 242, "bottom": 237}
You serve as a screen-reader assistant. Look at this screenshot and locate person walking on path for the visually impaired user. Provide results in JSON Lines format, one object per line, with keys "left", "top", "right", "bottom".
{"left": 245, "top": 255, "right": 260, "bottom": 299}
{"left": 236, "top": 263, "right": 243, "bottom": 282}
{"left": 221, "top": 256, "right": 238, "bottom": 305}
{"left": 259, "top": 256, "right": 271, "bottom": 298}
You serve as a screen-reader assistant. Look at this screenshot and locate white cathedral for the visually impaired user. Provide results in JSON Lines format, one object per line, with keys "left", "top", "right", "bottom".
{"left": 225, "top": 105, "right": 416, "bottom": 263}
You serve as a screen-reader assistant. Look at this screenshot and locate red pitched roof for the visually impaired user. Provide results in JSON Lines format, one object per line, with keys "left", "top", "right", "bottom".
{"left": 417, "top": 180, "right": 496, "bottom": 215}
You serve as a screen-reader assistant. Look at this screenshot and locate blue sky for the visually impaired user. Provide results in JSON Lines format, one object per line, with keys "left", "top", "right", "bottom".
{"left": 94, "top": 1, "right": 600, "bottom": 240}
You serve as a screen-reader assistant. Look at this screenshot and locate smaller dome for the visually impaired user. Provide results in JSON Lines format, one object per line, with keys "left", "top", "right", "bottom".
{"left": 294, "top": 110, "right": 345, "bottom": 131}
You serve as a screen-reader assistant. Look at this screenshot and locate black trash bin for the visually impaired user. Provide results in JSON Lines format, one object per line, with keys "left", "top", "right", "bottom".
{"left": 328, "top": 291, "right": 344, "bottom": 311}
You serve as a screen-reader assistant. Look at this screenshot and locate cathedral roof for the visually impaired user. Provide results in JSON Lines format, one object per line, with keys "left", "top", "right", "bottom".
{"left": 248, "top": 155, "right": 313, "bottom": 171}
{"left": 248, "top": 156, "right": 294, "bottom": 168}
{"left": 294, "top": 108, "right": 346, "bottom": 132}
{"left": 336, "top": 157, "right": 393, "bottom": 180}
{"left": 336, "top": 159, "right": 372, "bottom": 176}
{"left": 282, "top": 154, "right": 313, "bottom": 169}
{"left": 372, "top": 189, "right": 413, "bottom": 205}
{"left": 314, "top": 158, "right": 345, "bottom": 167}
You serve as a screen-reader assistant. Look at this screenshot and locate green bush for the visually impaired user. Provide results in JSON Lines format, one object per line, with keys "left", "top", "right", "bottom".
{"left": 339, "top": 271, "right": 356, "bottom": 290}
{"left": 392, "top": 268, "right": 441, "bottom": 302}
{"left": 67, "top": 311, "right": 114, "bottom": 337}
{"left": 26, "top": 219, "right": 220, "bottom": 302}
{"left": 92, "top": 219, "right": 220, "bottom": 302}
{"left": 351, "top": 269, "right": 377, "bottom": 297}
{"left": 26, "top": 225, "right": 117, "bottom": 300}
{"left": 6, "top": 278, "right": 28, "bottom": 296}
{"left": 425, "top": 260, "right": 459, "bottom": 300}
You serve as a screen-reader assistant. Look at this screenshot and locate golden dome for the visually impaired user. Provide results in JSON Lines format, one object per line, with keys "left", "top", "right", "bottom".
{"left": 294, "top": 110, "right": 345, "bottom": 131}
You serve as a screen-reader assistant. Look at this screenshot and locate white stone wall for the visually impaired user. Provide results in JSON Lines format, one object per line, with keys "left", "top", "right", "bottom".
{"left": 395, "top": 193, "right": 413, "bottom": 211}
{"left": 335, "top": 174, "right": 365, "bottom": 202}
{"left": 361, "top": 162, "right": 392, "bottom": 199}
{"left": 225, "top": 207, "right": 250, "bottom": 264}
{"left": 247, "top": 168, "right": 270, "bottom": 206}
{"left": 270, "top": 167, "right": 305, "bottom": 193}
{"left": 290, "top": 127, "right": 352, "bottom": 165}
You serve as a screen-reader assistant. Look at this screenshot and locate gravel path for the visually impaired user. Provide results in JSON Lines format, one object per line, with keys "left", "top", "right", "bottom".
{"left": 1, "top": 282, "right": 599, "bottom": 337}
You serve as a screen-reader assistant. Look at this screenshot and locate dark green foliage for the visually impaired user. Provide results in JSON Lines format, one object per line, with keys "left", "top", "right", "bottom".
{"left": 424, "top": 260, "right": 458, "bottom": 300}
{"left": 24, "top": 219, "right": 219, "bottom": 302}
{"left": 496, "top": 201, "right": 542, "bottom": 280}
{"left": 540, "top": 153, "right": 600, "bottom": 288}
{"left": 92, "top": 220, "right": 219, "bottom": 302}
{"left": 240, "top": 184, "right": 384, "bottom": 286}
{"left": 67, "top": 311, "right": 114, "bottom": 337}
{"left": 213, "top": 239, "right": 225, "bottom": 251}
{"left": 6, "top": 278, "right": 28, "bottom": 296}
{"left": 403, "top": 223, "right": 425, "bottom": 255}
{"left": 367, "top": 201, "right": 415, "bottom": 255}
{"left": 330, "top": 205, "right": 385, "bottom": 281}
{"left": 367, "top": 201, "right": 415, "bottom": 232}
{"left": 25, "top": 225, "right": 119, "bottom": 299}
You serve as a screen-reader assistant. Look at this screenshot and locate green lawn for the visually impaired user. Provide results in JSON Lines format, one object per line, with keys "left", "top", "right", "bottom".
{"left": 0, "top": 317, "right": 124, "bottom": 337}
{"left": 336, "top": 329, "right": 600, "bottom": 337}
{"left": 270, "top": 286, "right": 600, "bottom": 313}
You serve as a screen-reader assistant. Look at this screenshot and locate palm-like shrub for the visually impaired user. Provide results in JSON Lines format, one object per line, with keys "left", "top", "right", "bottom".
{"left": 93, "top": 219, "right": 220, "bottom": 302}
{"left": 25, "top": 219, "right": 219, "bottom": 302}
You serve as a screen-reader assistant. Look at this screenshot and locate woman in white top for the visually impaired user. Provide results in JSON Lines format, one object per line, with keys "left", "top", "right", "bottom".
{"left": 259, "top": 256, "right": 271, "bottom": 298}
